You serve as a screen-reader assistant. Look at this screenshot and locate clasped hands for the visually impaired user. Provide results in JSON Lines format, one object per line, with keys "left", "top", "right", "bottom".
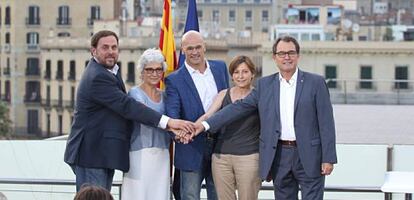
{"left": 166, "top": 119, "right": 205, "bottom": 144}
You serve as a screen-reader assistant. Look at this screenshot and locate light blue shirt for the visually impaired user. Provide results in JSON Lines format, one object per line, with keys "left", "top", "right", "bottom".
{"left": 128, "top": 87, "right": 170, "bottom": 151}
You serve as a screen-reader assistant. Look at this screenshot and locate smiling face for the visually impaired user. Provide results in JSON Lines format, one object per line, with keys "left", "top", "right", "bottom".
{"left": 91, "top": 35, "right": 119, "bottom": 69}
{"left": 272, "top": 41, "right": 299, "bottom": 77}
{"left": 232, "top": 62, "right": 254, "bottom": 89}
{"left": 181, "top": 31, "right": 206, "bottom": 70}
{"left": 142, "top": 62, "right": 164, "bottom": 86}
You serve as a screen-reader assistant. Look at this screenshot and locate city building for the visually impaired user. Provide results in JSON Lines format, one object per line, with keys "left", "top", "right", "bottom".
{"left": 0, "top": 0, "right": 115, "bottom": 136}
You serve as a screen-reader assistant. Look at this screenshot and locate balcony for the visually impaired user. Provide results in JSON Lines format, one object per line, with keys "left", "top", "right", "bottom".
{"left": 3, "top": 44, "right": 11, "bottom": 53}
{"left": 24, "top": 92, "right": 41, "bottom": 104}
{"left": 27, "top": 44, "right": 40, "bottom": 53}
{"left": 25, "top": 17, "right": 41, "bottom": 27}
{"left": 56, "top": 18, "right": 72, "bottom": 27}
{"left": 55, "top": 72, "right": 64, "bottom": 81}
{"left": 87, "top": 18, "right": 94, "bottom": 27}
{"left": 25, "top": 68, "right": 40, "bottom": 77}
{"left": 67, "top": 72, "right": 76, "bottom": 81}
{"left": 3, "top": 67, "right": 10, "bottom": 76}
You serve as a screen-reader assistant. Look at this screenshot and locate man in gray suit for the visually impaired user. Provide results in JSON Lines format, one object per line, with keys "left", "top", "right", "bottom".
{"left": 64, "top": 30, "right": 194, "bottom": 191}
{"left": 195, "top": 36, "right": 337, "bottom": 200}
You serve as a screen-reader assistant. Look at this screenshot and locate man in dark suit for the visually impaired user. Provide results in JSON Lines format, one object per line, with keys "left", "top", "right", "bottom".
{"left": 195, "top": 36, "right": 337, "bottom": 200}
{"left": 64, "top": 30, "right": 194, "bottom": 191}
{"left": 165, "top": 30, "right": 229, "bottom": 200}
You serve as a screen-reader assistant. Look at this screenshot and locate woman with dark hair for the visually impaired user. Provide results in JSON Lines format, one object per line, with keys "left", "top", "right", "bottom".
{"left": 196, "top": 55, "right": 261, "bottom": 200}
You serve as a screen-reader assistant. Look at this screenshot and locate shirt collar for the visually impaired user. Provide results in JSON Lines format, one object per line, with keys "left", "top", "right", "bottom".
{"left": 279, "top": 67, "right": 298, "bottom": 84}
{"left": 184, "top": 60, "right": 210, "bottom": 75}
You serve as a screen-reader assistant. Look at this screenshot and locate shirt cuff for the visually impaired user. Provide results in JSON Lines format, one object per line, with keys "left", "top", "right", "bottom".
{"left": 158, "top": 115, "right": 170, "bottom": 129}
{"left": 201, "top": 121, "right": 210, "bottom": 131}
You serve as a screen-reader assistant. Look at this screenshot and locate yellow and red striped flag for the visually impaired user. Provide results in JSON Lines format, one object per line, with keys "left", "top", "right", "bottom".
{"left": 159, "top": 0, "right": 177, "bottom": 89}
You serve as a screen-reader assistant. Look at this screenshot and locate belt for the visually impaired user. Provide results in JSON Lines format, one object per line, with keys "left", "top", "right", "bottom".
{"left": 278, "top": 140, "right": 297, "bottom": 146}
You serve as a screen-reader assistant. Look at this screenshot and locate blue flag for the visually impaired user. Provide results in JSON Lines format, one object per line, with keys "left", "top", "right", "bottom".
{"left": 177, "top": 0, "right": 199, "bottom": 68}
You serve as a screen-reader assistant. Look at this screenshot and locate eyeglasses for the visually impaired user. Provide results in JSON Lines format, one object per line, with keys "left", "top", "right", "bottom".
{"left": 143, "top": 68, "right": 164, "bottom": 74}
{"left": 274, "top": 50, "right": 298, "bottom": 58}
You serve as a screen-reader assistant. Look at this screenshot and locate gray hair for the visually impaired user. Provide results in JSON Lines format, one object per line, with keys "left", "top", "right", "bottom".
{"left": 138, "top": 48, "right": 167, "bottom": 72}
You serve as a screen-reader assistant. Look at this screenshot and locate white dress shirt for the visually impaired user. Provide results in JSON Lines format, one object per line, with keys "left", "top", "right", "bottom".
{"left": 185, "top": 60, "right": 218, "bottom": 112}
{"left": 279, "top": 68, "right": 298, "bottom": 141}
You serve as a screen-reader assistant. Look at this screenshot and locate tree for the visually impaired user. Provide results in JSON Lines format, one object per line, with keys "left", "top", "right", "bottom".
{"left": 0, "top": 102, "right": 12, "bottom": 139}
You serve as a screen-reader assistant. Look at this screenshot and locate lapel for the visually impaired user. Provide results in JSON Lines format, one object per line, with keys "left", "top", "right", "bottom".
{"left": 180, "top": 66, "right": 204, "bottom": 110}
{"left": 209, "top": 61, "right": 224, "bottom": 91}
{"left": 294, "top": 69, "right": 304, "bottom": 113}
{"left": 115, "top": 72, "right": 126, "bottom": 93}
{"left": 273, "top": 73, "right": 281, "bottom": 120}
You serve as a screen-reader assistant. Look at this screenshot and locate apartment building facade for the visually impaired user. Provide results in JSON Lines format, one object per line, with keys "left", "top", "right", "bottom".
{"left": 0, "top": 0, "right": 115, "bottom": 136}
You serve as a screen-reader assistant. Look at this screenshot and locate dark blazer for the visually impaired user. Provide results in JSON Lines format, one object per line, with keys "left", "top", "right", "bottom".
{"left": 64, "top": 58, "right": 162, "bottom": 172}
{"left": 165, "top": 60, "right": 229, "bottom": 171}
{"left": 207, "top": 69, "right": 337, "bottom": 179}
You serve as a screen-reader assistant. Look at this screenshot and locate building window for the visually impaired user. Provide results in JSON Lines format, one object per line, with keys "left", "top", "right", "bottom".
{"left": 58, "top": 85, "right": 63, "bottom": 107}
{"left": 46, "top": 85, "right": 51, "bottom": 106}
{"left": 25, "top": 81, "right": 40, "bottom": 102}
{"left": 57, "top": 5, "right": 71, "bottom": 25}
{"left": 70, "top": 86, "right": 75, "bottom": 108}
{"left": 327, "top": 8, "right": 341, "bottom": 25}
{"left": 46, "top": 114, "right": 51, "bottom": 137}
{"left": 45, "top": 60, "right": 51, "bottom": 79}
{"left": 262, "top": 10, "right": 269, "bottom": 22}
{"left": 5, "top": 32, "right": 10, "bottom": 44}
{"left": 27, "top": 6, "right": 40, "bottom": 25}
{"left": 58, "top": 115, "right": 63, "bottom": 135}
{"left": 245, "top": 10, "right": 252, "bottom": 22}
{"left": 229, "top": 10, "right": 235, "bottom": 22}
{"left": 325, "top": 65, "right": 337, "bottom": 88}
{"left": 127, "top": 62, "right": 135, "bottom": 83}
{"left": 197, "top": 10, "right": 203, "bottom": 21}
{"left": 26, "top": 32, "right": 39, "bottom": 50}
{"left": 117, "top": 61, "right": 122, "bottom": 77}
{"left": 395, "top": 66, "right": 408, "bottom": 89}
{"left": 5, "top": 6, "right": 10, "bottom": 25}
{"left": 212, "top": 10, "right": 219, "bottom": 23}
{"left": 68, "top": 60, "right": 76, "bottom": 80}
{"left": 4, "top": 58, "right": 10, "bottom": 75}
{"left": 360, "top": 66, "right": 373, "bottom": 89}
{"left": 4, "top": 80, "right": 11, "bottom": 102}
{"left": 88, "top": 6, "right": 100, "bottom": 26}
{"left": 26, "top": 58, "right": 40, "bottom": 76}
{"left": 56, "top": 60, "right": 64, "bottom": 80}
{"left": 27, "top": 110, "right": 39, "bottom": 134}
{"left": 238, "top": 0, "right": 244, "bottom": 3}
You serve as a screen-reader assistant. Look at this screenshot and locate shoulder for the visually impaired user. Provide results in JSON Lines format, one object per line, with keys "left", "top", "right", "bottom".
{"left": 165, "top": 67, "right": 185, "bottom": 81}
{"left": 258, "top": 73, "right": 278, "bottom": 84}
{"left": 301, "top": 70, "right": 325, "bottom": 83}
{"left": 128, "top": 86, "right": 143, "bottom": 97}
{"left": 208, "top": 60, "right": 226, "bottom": 68}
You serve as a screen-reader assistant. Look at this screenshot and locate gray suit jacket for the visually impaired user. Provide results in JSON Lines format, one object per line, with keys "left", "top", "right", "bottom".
{"left": 64, "top": 58, "right": 162, "bottom": 172}
{"left": 207, "top": 69, "right": 337, "bottom": 179}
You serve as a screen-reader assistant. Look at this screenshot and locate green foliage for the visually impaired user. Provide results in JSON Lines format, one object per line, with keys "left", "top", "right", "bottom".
{"left": 0, "top": 102, "right": 12, "bottom": 139}
{"left": 383, "top": 27, "right": 394, "bottom": 41}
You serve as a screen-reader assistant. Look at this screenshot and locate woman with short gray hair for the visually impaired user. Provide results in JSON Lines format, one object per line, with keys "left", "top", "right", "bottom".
{"left": 121, "top": 48, "right": 170, "bottom": 200}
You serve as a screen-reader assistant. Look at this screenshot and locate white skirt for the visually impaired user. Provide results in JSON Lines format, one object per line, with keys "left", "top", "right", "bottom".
{"left": 121, "top": 148, "right": 170, "bottom": 200}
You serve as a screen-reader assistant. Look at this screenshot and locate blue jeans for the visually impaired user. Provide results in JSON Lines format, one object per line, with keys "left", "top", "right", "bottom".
{"left": 180, "top": 139, "right": 217, "bottom": 200}
{"left": 71, "top": 165, "right": 115, "bottom": 192}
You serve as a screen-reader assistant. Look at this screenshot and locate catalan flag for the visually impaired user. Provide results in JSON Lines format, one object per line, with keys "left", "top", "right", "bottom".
{"left": 159, "top": 0, "right": 177, "bottom": 88}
